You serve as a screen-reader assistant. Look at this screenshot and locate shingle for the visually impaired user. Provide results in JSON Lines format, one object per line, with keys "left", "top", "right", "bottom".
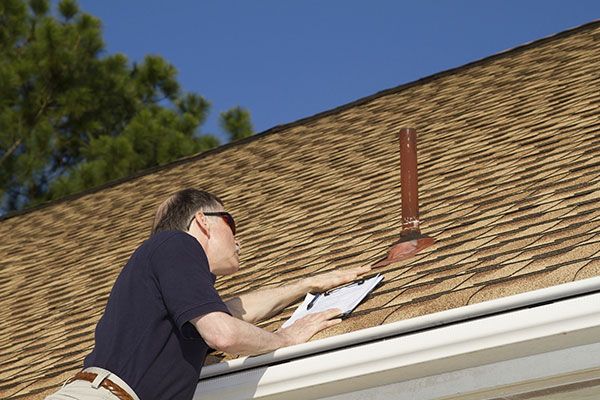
{"left": 467, "top": 262, "right": 588, "bottom": 305}
{"left": 383, "top": 286, "right": 482, "bottom": 323}
{"left": 574, "top": 258, "right": 600, "bottom": 280}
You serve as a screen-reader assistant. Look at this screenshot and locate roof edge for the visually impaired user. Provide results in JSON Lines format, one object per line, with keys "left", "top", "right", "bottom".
{"left": 194, "top": 291, "right": 600, "bottom": 400}
{"left": 201, "top": 275, "right": 600, "bottom": 379}
{"left": 2, "top": 19, "right": 598, "bottom": 222}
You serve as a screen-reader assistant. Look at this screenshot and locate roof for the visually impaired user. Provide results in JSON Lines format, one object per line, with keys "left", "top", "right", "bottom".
{"left": 1, "top": 20, "right": 600, "bottom": 399}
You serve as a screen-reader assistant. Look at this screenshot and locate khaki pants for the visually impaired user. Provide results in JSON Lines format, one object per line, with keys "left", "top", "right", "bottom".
{"left": 45, "top": 367, "right": 140, "bottom": 400}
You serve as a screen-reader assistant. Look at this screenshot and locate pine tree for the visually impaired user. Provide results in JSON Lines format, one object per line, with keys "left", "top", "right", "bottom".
{"left": 0, "top": 0, "right": 254, "bottom": 215}
{"left": 220, "top": 106, "right": 254, "bottom": 141}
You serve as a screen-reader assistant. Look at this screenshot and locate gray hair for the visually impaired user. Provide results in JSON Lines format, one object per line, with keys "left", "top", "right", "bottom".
{"left": 151, "top": 189, "right": 224, "bottom": 235}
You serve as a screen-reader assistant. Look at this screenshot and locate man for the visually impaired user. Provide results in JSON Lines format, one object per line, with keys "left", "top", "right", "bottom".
{"left": 47, "top": 188, "right": 370, "bottom": 400}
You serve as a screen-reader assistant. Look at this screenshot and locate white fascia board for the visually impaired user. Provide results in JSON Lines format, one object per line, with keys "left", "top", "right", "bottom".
{"left": 195, "top": 291, "right": 600, "bottom": 400}
{"left": 321, "top": 342, "right": 600, "bottom": 400}
{"left": 194, "top": 278, "right": 600, "bottom": 400}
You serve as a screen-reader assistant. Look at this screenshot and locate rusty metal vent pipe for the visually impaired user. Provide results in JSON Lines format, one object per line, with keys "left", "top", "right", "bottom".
{"left": 374, "top": 128, "right": 435, "bottom": 267}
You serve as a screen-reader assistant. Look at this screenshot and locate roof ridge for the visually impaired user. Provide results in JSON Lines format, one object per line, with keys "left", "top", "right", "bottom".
{"left": 2, "top": 19, "right": 598, "bottom": 222}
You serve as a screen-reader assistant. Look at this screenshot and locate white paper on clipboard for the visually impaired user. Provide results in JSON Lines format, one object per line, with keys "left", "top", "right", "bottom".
{"left": 282, "top": 274, "right": 383, "bottom": 328}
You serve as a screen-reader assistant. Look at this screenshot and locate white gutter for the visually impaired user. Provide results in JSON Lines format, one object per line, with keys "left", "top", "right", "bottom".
{"left": 194, "top": 277, "right": 600, "bottom": 399}
{"left": 200, "top": 275, "right": 600, "bottom": 379}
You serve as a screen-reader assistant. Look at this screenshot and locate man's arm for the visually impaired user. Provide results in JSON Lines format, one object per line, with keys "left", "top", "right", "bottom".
{"left": 192, "top": 308, "right": 342, "bottom": 356}
{"left": 224, "top": 265, "right": 371, "bottom": 324}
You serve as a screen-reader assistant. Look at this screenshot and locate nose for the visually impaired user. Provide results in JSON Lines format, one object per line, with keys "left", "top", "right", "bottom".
{"left": 235, "top": 239, "right": 241, "bottom": 254}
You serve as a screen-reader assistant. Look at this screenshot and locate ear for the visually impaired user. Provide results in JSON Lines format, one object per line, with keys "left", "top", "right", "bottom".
{"left": 193, "top": 211, "right": 211, "bottom": 237}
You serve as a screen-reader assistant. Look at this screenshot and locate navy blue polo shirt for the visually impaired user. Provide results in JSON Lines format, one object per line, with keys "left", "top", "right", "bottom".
{"left": 84, "top": 231, "right": 230, "bottom": 400}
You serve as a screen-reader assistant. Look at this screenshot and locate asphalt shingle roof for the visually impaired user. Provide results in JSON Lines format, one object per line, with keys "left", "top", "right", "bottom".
{"left": 1, "top": 21, "right": 599, "bottom": 399}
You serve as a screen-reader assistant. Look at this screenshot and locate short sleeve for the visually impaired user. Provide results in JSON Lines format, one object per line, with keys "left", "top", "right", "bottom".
{"left": 150, "top": 233, "right": 230, "bottom": 336}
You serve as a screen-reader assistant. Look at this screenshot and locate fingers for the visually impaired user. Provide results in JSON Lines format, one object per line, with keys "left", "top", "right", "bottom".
{"left": 282, "top": 307, "right": 346, "bottom": 345}
{"left": 346, "top": 266, "right": 370, "bottom": 276}
{"left": 321, "top": 308, "right": 343, "bottom": 319}
{"left": 315, "top": 310, "right": 342, "bottom": 330}
{"left": 304, "top": 309, "right": 343, "bottom": 332}
{"left": 353, "top": 265, "right": 372, "bottom": 276}
{"left": 308, "top": 265, "right": 373, "bottom": 293}
{"left": 325, "top": 318, "right": 342, "bottom": 328}
{"left": 302, "top": 308, "right": 341, "bottom": 320}
{"left": 319, "top": 309, "right": 343, "bottom": 325}
{"left": 296, "top": 308, "right": 341, "bottom": 325}
{"left": 339, "top": 265, "right": 372, "bottom": 283}
{"left": 341, "top": 265, "right": 371, "bottom": 279}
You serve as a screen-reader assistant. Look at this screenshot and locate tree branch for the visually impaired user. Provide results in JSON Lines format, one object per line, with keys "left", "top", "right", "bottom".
{"left": 0, "top": 138, "right": 22, "bottom": 167}
{"left": 0, "top": 91, "right": 51, "bottom": 168}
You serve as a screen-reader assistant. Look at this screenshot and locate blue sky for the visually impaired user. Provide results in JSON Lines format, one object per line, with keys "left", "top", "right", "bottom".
{"left": 78, "top": 1, "right": 599, "bottom": 144}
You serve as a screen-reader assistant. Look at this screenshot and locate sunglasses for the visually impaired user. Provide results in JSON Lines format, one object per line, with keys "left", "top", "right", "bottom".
{"left": 189, "top": 212, "right": 236, "bottom": 235}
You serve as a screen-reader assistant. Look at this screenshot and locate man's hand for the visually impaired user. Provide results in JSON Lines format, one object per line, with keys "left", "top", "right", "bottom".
{"left": 276, "top": 308, "right": 343, "bottom": 346}
{"left": 194, "top": 309, "right": 343, "bottom": 357}
{"left": 302, "top": 265, "right": 372, "bottom": 294}
{"left": 224, "top": 265, "right": 371, "bottom": 325}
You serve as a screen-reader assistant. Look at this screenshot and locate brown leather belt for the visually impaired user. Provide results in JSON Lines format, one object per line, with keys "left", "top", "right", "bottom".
{"left": 66, "top": 371, "right": 134, "bottom": 400}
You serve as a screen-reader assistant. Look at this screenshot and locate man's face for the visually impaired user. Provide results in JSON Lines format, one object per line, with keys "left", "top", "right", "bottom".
{"left": 204, "top": 210, "right": 240, "bottom": 276}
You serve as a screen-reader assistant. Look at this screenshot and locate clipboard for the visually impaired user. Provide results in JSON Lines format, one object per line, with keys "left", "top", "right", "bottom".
{"left": 282, "top": 273, "right": 384, "bottom": 328}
